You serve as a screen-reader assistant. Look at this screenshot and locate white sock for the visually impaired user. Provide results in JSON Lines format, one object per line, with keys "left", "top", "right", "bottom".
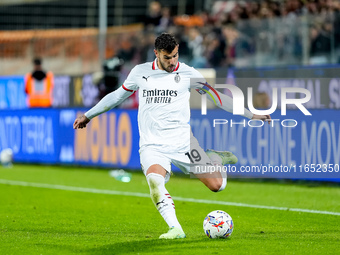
{"left": 146, "top": 173, "right": 183, "bottom": 230}
{"left": 218, "top": 174, "right": 227, "bottom": 192}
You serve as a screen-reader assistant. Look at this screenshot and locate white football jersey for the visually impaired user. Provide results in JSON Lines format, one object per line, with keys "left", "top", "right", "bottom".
{"left": 123, "top": 59, "right": 205, "bottom": 153}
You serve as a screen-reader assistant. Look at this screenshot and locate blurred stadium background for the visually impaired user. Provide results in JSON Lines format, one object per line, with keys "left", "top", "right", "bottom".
{"left": 0, "top": 0, "right": 340, "bottom": 181}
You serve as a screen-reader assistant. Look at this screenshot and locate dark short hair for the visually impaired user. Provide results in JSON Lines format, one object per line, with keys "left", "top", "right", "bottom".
{"left": 155, "top": 33, "right": 178, "bottom": 53}
{"left": 33, "top": 58, "right": 42, "bottom": 65}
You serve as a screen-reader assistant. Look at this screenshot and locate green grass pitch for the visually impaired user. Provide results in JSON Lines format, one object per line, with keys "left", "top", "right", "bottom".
{"left": 0, "top": 164, "right": 339, "bottom": 255}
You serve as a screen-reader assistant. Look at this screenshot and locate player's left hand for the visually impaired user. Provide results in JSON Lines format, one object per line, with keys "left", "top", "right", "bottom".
{"left": 252, "top": 114, "right": 271, "bottom": 124}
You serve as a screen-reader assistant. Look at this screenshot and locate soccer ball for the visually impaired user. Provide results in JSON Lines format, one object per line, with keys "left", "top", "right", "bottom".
{"left": 203, "top": 210, "right": 233, "bottom": 238}
{"left": 0, "top": 148, "right": 13, "bottom": 167}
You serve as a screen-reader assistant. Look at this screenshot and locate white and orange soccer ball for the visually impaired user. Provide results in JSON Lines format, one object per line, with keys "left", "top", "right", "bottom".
{"left": 203, "top": 210, "right": 234, "bottom": 238}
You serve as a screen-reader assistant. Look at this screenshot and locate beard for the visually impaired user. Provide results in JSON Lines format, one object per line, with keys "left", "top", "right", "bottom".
{"left": 158, "top": 59, "right": 175, "bottom": 73}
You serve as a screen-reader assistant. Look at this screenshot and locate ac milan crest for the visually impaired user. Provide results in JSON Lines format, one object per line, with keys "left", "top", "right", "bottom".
{"left": 174, "top": 73, "right": 180, "bottom": 83}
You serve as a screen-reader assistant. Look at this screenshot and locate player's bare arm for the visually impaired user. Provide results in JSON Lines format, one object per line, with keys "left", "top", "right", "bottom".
{"left": 73, "top": 114, "right": 90, "bottom": 129}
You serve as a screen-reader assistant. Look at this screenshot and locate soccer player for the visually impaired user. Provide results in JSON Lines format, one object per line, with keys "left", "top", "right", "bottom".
{"left": 73, "top": 33, "right": 270, "bottom": 239}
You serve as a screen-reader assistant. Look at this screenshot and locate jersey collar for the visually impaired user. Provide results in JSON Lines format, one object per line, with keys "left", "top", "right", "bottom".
{"left": 152, "top": 59, "right": 180, "bottom": 71}
{"left": 152, "top": 59, "right": 157, "bottom": 70}
{"left": 174, "top": 62, "right": 180, "bottom": 71}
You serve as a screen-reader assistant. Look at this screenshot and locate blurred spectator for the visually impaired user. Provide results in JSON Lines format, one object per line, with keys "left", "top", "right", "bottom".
{"left": 309, "top": 24, "right": 331, "bottom": 64}
{"left": 172, "top": 28, "right": 191, "bottom": 63}
{"left": 285, "top": 0, "right": 303, "bottom": 15}
{"left": 144, "top": 1, "right": 162, "bottom": 31}
{"left": 333, "top": 3, "right": 340, "bottom": 62}
{"left": 115, "top": 34, "right": 138, "bottom": 62}
{"left": 156, "top": 7, "right": 174, "bottom": 33}
{"left": 199, "top": 10, "right": 216, "bottom": 26}
{"left": 205, "top": 31, "right": 227, "bottom": 68}
{"left": 92, "top": 56, "right": 138, "bottom": 108}
{"left": 253, "top": 92, "right": 271, "bottom": 109}
{"left": 222, "top": 26, "right": 240, "bottom": 67}
{"left": 93, "top": 56, "right": 124, "bottom": 100}
{"left": 187, "top": 27, "right": 207, "bottom": 68}
{"left": 139, "top": 33, "right": 157, "bottom": 63}
{"left": 25, "top": 58, "right": 54, "bottom": 107}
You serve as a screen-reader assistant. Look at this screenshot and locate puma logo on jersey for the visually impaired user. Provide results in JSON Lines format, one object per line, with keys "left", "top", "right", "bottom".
{"left": 142, "top": 76, "right": 150, "bottom": 81}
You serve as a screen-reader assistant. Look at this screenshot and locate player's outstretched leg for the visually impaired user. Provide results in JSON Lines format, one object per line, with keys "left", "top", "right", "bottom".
{"left": 195, "top": 170, "right": 227, "bottom": 193}
{"left": 146, "top": 171, "right": 186, "bottom": 239}
{"left": 205, "top": 149, "right": 238, "bottom": 165}
{"left": 195, "top": 149, "right": 235, "bottom": 193}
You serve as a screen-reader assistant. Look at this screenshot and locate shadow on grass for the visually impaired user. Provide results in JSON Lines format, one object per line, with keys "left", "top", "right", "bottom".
{"left": 82, "top": 237, "right": 222, "bottom": 255}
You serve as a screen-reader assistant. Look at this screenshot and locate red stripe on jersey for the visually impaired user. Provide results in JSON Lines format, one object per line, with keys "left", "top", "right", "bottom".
{"left": 122, "top": 84, "right": 134, "bottom": 92}
{"left": 152, "top": 61, "right": 156, "bottom": 70}
{"left": 173, "top": 62, "right": 180, "bottom": 71}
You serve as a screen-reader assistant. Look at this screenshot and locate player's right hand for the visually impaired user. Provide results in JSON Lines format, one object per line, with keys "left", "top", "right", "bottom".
{"left": 73, "top": 114, "right": 90, "bottom": 129}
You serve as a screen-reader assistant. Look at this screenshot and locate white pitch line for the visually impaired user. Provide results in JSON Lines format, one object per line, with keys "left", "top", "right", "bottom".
{"left": 1, "top": 179, "right": 339, "bottom": 216}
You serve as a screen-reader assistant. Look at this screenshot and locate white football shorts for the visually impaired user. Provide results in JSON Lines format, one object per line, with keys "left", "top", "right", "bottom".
{"left": 140, "top": 136, "right": 213, "bottom": 183}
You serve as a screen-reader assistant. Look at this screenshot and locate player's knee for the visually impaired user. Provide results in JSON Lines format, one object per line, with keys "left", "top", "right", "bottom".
{"left": 146, "top": 164, "right": 167, "bottom": 177}
{"left": 209, "top": 178, "right": 226, "bottom": 192}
